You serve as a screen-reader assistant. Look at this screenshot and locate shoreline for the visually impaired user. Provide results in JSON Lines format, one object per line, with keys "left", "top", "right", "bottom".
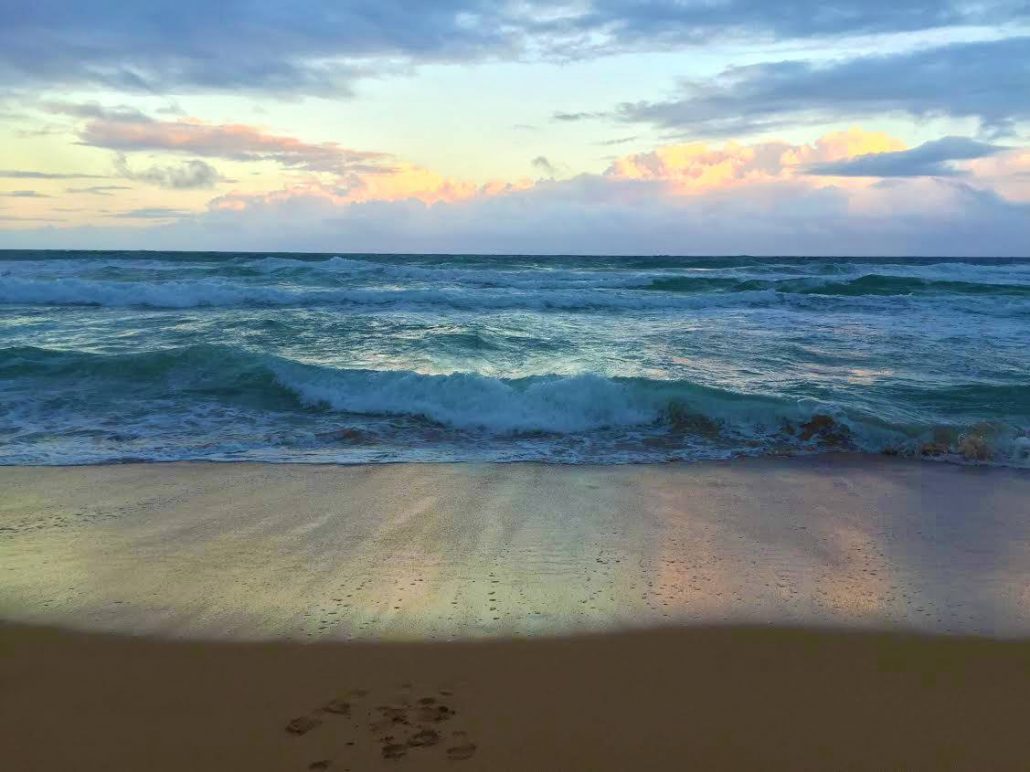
{"left": 3, "top": 621, "right": 1029, "bottom": 771}
{"left": 3, "top": 448, "right": 1026, "bottom": 470}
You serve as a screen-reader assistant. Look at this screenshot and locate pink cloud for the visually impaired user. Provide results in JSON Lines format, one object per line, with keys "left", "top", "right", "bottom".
{"left": 79, "top": 117, "right": 393, "bottom": 174}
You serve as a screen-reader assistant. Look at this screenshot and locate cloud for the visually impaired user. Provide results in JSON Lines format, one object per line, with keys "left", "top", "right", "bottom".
{"left": 553, "top": 111, "right": 604, "bottom": 122}
{"left": 107, "top": 207, "right": 191, "bottom": 219}
{"left": 0, "top": 190, "right": 51, "bottom": 198}
{"left": 210, "top": 164, "right": 529, "bottom": 211}
{"left": 5, "top": 128, "right": 1025, "bottom": 255}
{"left": 604, "top": 128, "right": 905, "bottom": 193}
{"left": 531, "top": 156, "right": 557, "bottom": 175}
{"left": 0, "top": 215, "right": 65, "bottom": 223}
{"left": 0, "top": 169, "right": 107, "bottom": 180}
{"left": 3, "top": 2, "right": 1024, "bottom": 96}
{"left": 65, "top": 185, "right": 134, "bottom": 195}
{"left": 0, "top": 2, "right": 514, "bottom": 95}
{"left": 114, "top": 154, "right": 221, "bottom": 189}
{"left": 962, "top": 148, "right": 1030, "bottom": 201}
{"left": 79, "top": 116, "right": 393, "bottom": 175}
{"left": 564, "top": 1, "right": 1024, "bottom": 47}
{"left": 622, "top": 37, "right": 1030, "bottom": 135}
{"left": 808, "top": 137, "right": 1003, "bottom": 177}
{"left": 69, "top": 111, "right": 525, "bottom": 204}
{"left": 12, "top": 172, "right": 1027, "bottom": 256}
{"left": 44, "top": 101, "right": 151, "bottom": 122}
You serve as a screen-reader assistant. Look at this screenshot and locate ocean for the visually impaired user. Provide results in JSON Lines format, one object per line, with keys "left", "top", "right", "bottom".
{"left": 0, "top": 251, "right": 1027, "bottom": 467}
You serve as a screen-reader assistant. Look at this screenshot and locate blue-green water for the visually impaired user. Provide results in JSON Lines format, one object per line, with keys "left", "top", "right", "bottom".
{"left": 1, "top": 251, "right": 1027, "bottom": 466}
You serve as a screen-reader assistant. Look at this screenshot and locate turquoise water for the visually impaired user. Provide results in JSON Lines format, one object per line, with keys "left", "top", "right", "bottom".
{"left": 0, "top": 251, "right": 1027, "bottom": 466}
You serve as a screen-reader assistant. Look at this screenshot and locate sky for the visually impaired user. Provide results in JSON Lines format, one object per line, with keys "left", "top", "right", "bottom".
{"left": 0, "top": 1, "right": 1028, "bottom": 255}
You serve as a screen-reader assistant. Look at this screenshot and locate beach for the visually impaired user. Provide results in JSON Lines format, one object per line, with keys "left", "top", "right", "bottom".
{"left": 4, "top": 0, "right": 1030, "bottom": 764}
{"left": 4, "top": 622, "right": 1029, "bottom": 771}
{"left": 2, "top": 456, "right": 1029, "bottom": 639}
{"left": 2, "top": 456, "right": 1029, "bottom": 769}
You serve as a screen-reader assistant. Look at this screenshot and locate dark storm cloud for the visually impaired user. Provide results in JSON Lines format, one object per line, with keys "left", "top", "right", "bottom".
{"left": 622, "top": 37, "right": 1030, "bottom": 135}
{"left": 808, "top": 137, "right": 1004, "bottom": 177}
{"left": 0, "top": 2, "right": 1025, "bottom": 96}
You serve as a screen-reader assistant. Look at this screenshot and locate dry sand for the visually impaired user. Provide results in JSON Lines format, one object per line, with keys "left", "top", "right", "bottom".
{"left": 2, "top": 622, "right": 1029, "bottom": 771}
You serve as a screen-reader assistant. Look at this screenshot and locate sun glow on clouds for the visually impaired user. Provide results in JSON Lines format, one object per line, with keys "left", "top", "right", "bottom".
{"left": 605, "top": 129, "right": 906, "bottom": 194}
{"left": 209, "top": 127, "right": 912, "bottom": 214}
{"left": 211, "top": 164, "right": 533, "bottom": 213}
{"left": 344, "top": 163, "right": 533, "bottom": 204}
{"left": 1, "top": 104, "right": 1026, "bottom": 253}
{"left": 964, "top": 149, "right": 1030, "bottom": 202}
{"left": 150, "top": 121, "right": 1026, "bottom": 256}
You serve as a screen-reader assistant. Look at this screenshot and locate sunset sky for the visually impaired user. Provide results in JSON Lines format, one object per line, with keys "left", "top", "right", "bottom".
{"left": 1, "top": 2, "right": 1028, "bottom": 255}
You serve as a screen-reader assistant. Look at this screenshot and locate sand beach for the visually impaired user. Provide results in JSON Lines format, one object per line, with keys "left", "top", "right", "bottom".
{"left": 2, "top": 456, "right": 1029, "bottom": 769}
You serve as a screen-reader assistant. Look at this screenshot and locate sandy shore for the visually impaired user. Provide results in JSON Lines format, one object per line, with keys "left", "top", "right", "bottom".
{"left": 3, "top": 622, "right": 1029, "bottom": 771}
{"left": 2, "top": 456, "right": 1029, "bottom": 769}
{"left": 2, "top": 456, "right": 1029, "bottom": 638}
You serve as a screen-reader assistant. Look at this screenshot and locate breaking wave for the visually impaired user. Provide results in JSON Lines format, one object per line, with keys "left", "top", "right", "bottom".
{"left": 3, "top": 345, "right": 1027, "bottom": 466}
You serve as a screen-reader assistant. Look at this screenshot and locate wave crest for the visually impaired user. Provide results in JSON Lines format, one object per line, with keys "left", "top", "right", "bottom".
{"left": 3, "top": 345, "right": 1026, "bottom": 466}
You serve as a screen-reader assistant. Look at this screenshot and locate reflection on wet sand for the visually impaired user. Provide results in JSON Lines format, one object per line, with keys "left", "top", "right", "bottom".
{"left": 1, "top": 456, "right": 1028, "bottom": 640}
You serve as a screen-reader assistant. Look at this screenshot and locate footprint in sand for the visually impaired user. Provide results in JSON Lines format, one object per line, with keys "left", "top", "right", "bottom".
{"left": 408, "top": 728, "right": 440, "bottom": 747}
{"left": 322, "top": 698, "right": 351, "bottom": 715}
{"left": 286, "top": 715, "right": 323, "bottom": 735}
{"left": 381, "top": 742, "right": 408, "bottom": 760}
{"left": 288, "top": 684, "right": 477, "bottom": 767}
{"left": 446, "top": 741, "right": 477, "bottom": 760}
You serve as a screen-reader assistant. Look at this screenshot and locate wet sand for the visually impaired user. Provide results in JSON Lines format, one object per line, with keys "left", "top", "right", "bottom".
{"left": 1, "top": 456, "right": 1029, "bottom": 638}
{"left": 2, "top": 622, "right": 1029, "bottom": 771}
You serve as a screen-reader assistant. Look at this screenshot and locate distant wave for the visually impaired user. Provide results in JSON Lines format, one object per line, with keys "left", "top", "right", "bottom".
{"left": 247, "top": 255, "right": 645, "bottom": 289}
{"left": 0, "top": 276, "right": 780, "bottom": 311}
{"left": 0, "top": 277, "right": 296, "bottom": 308}
{"left": 645, "top": 273, "right": 1030, "bottom": 297}
{"left": 3, "top": 273, "right": 1026, "bottom": 313}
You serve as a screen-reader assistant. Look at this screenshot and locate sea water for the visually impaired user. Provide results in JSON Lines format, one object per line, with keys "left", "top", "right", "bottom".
{"left": 0, "top": 252, "right": 1027, "bottom": 466}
